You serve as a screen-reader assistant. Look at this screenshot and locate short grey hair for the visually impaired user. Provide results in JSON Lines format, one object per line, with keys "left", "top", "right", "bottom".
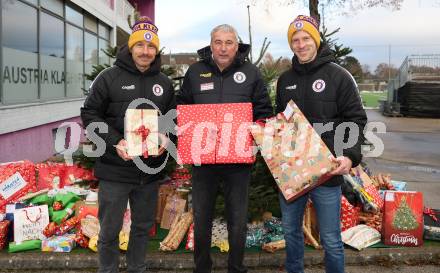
{"left": 210, "top": 24, "right": 239, "bottom": 43}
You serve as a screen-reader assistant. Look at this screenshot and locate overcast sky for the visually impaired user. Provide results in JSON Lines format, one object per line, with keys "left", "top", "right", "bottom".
{"left": 156, "top": 0, "right": 440, "bottom": 72}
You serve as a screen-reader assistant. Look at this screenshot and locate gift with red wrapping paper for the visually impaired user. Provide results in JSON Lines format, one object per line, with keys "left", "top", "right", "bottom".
{"left": 340, "top": 196, "right": 360, "bottom": 232}
{"left": 0, "top": 220, "right": 10, "bottom": 249}
{"left": 382, "top": 191, "right": 423, "bottom": 246}
{"left": 61, "top": 164, "right": 96, "bottom": 187}
{"left": 177, "top": 103, "right": 254, "bottom": 165}
{"left": 36, "top": 163, "right": 65, "bottom": 190}
{"left": 0, "top": 161, "right": 37, "bottom": 213}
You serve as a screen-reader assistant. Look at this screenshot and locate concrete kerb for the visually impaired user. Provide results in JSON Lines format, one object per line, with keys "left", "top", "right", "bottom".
{"left": 0, "top": 247, "right": 439, "bottom": 271}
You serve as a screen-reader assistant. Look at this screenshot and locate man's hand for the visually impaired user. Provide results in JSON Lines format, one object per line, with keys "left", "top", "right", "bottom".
{"left": 114, "top": 139, "right": 133, "bottom": 161}
{"left": 329, "top": 156, "right": 352, "bottom": 175}
{"left": 153, "top": 133, "right": 169, "bottom": 157}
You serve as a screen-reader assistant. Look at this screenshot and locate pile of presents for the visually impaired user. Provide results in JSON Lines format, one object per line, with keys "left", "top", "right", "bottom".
{"left": 1, "top": 99, "right": 439, "bottom": 254}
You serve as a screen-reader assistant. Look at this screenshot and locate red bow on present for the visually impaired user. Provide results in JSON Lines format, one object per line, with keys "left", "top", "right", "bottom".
{"left": 135, "top": 124, "right": 150, "bottom": 158}
{"left": 424, "top": 207, "right": 438, "bottom": 222}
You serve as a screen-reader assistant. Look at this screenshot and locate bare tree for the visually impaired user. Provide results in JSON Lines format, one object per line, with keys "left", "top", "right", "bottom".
{"left": 247, "top": 0, "right": 404, "bottom": 27}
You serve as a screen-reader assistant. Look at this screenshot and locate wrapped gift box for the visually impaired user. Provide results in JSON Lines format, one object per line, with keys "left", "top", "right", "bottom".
{"left": 0, "top": 161, "right": 37, "bottom": 213}
{"left": 250, "top": 100, "right": 337, "bottom": 202}
{"left": 423, "top": 208, "right": 440, "bottom": 241}
{"left": 41, "top": 234, "right": 76, "bottom": 252}
{"left": 177, "top": 103, "right": 254, "bottom": 165}
{"left": 125, "top": 109, "right": 159, "bottom": 157}
{"left": 341, "top": 196, "right": 360, "bottom": 232}
{"left": 382, "top": 191, "right": 423, "bottom": 246}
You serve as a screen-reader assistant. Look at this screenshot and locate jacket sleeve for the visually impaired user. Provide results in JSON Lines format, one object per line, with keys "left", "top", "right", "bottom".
{"left": 80, "top": 72, "right": 123, "bottom": 148}
{"left": 275, "top": 76, "right": 284, "bottom": 114}
{"left": 252, "top": 69, "right": 274, "bottom": 120}
{"left": 176, "top": 68, "right": 194, "bottom": 105}
{"left": 336, "top": 71, "right": 368, "bottom": 167}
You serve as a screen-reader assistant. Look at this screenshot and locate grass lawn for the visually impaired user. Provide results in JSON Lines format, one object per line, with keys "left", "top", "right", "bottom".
{"left": 360, "top": 91, "right": 387, "bottom": 108}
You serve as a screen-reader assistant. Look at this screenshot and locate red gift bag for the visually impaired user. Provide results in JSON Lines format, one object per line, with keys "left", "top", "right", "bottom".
{"left": 382, "top": 191, "right": 423, "bottom": 246}
{"left": 0, "top": 161, "right": 37, "bottom": 213}
{"left": 177, "top": 103, "right": 254, "bottom": 165}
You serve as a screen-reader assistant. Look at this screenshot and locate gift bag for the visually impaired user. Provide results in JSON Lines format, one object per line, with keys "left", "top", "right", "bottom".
{"left": 382, "top": 191, "right": 423, "bottom": 246}
{"left": 125, "top": 109, "right": 159, "bottom": 157}
{"left": 156, "top": 184, "right": 175, "bottom": 224}
{"left": 250, "top": 100, "right": 337, "bottom": 202}
{"left": 13, "top": 204, "right": 49, "bottom": 243}
{"left": 0, "top": 161, "right": 37, "bottom": 213}
{"left": 160, "top": 195, "right": 186, "bottom": 229}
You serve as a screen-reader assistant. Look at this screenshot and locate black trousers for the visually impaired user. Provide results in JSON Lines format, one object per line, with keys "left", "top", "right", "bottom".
{"left": 192, "top": 164, "right": 251, "bottom": 273}
{"left": 97, "top": 179, "right": 158, "bottom": 273}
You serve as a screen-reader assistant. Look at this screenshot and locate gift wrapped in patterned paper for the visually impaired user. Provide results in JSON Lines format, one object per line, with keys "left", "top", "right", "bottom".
{"left": 250, "top": 100, "right": 337, "bottom": 202}
{"left": 245, "top": 223, "right": 267, "bottom": 248}
{"left": 125, "top": 109, "right": 159, "bottom": 157}
{"left": 41, "top": 233, "right": 76, "bottom": 252}
{"left": 0, "top": 161, "right": 37, "bottom": 213}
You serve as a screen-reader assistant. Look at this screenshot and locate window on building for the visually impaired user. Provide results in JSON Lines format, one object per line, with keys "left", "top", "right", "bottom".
{"left": 41, "top": 0, "right": 64, "bottom": 17}
{"left": 85, "top": 32, "right": 98, "bottom": 90}
{"left": 66, "top": 24, "right": 84, "bottom": 98}
{"left": 1, "top": 0, "right": 38, "bottom": 104}
{"left": 84, "top": 13, "right": 98, "bottom": 33}
{"left": 98, "top": 22, "right": 110, "bottom": 40}
{"left": 40, "top": 12, "right": 65, "bottom": 100}
{"left": 66, "top": 4, "right": 83, "bottom": 27}
{"left": 99, "top": 38, "right": 110, "bottom": 66}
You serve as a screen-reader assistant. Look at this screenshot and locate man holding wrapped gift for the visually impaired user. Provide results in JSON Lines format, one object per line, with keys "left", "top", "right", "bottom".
{"left": 177, "top": 24, "right": 273, "bottom": 273}
{"left": 275, "top": 15, "right": 367, "bottom": 273}
{"left": 81, "top": 17, "right": 175, "bottom": 273}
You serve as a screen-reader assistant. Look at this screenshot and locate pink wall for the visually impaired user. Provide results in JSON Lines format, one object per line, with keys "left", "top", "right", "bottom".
{"left": 0, "top": 117, "right": 85, "bottom": 163}
{"left": 129, "top": 0, "right": 155, "bottom": 21}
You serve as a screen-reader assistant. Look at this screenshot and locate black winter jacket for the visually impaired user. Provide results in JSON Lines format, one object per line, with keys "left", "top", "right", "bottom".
{"left": 80, "top": 45, "right": 176, "bottom": 184}
{"left": 276, "top": 44, "right": 367, "bottom": 187}
{"left": 177, "top": 43, "right": 273, "bottom": 121}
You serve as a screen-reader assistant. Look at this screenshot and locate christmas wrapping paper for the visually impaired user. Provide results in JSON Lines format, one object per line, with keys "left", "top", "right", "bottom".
{"left": 36, "top": 163, "right": 64, "bottom": 190}
{"left": 250, "top": 100, "right": 337, "bottom": 202}
{"left": 0, "top": 161, "right": 37, "bottom": 213}
{"left": 423, "top": 208, "right": 440, "bottom": 241}
{"left": 125, "top": 109, "right": 159, "bottom": 157}
{"left": 177, "top": 103, "right": 254, "bottom": 165}
{"left": 382, "top": 191, "right": 423, "bottom": 246}
{"left": 0, "top": 220, "right": 10, "bottom": 249}
{"left": 364, "top": 184, "right": 384, "bottom": 211}
{"left": 341, "top": 196, "right": 360, "bottom": 232}
{"left": 8, "top": 239, "right": 41, "bottom": 253}
{"left": 41, "top": 234, "right": 76, "bottom": 252}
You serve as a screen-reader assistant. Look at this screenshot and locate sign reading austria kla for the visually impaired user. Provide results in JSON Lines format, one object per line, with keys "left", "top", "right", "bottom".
{"left": 2, "top": 66, "right": 65, "bottom": 85}
{"left": 2, "top": 47, "right": 65, "bottom": 85}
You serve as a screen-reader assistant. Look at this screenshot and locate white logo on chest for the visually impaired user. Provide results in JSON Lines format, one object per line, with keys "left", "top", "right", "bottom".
{"left": 152, "top": 84, "right": 163, "bottom": 96}
{"left": 233, "top": 72, "right": 246, "bottom": 84}
{"left": 122, "top": 84, "right": 135, "bottom": 90}
{"left": 312, "top": 79, "right": 326, "bottom": 92}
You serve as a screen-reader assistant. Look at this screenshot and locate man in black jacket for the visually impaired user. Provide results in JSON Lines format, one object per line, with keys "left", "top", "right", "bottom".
{"left": 275, "top": 15, "right": 367, "bottom": 273}
{"left": 81, "top": 17, "right": 175, "bottom": 273}
{"left": 177, "top": 24, "right": 273, "bottom": 273}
